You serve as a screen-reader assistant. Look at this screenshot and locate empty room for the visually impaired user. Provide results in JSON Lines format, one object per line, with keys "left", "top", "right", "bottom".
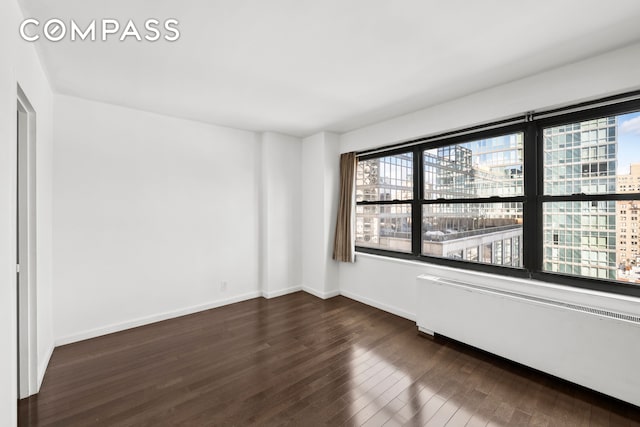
{"left": 2, "top": 0, "right": 640, "bottom": 426}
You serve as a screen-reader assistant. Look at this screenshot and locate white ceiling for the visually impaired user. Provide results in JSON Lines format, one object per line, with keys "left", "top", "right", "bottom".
{"left": 19, "top": 0, "right": 640, "bottom": 137}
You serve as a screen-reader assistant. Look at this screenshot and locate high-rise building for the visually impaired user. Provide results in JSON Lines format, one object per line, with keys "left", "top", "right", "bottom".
{"left": 616, "top": 163, "right": 640, "bottom": 281}
{"left": 542, "top": 117, "right": 617, "bottom": 280}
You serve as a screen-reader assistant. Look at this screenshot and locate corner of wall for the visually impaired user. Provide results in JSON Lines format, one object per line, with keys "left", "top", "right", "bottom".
{"left": 37, "top": 343, "right": 54, "bottom": 391}
{"left": 300, "top": 132, "right": 342, "bottom": 297}
{"left": 259, "top": 132, "right": 303, "bottom": 297}
{"left": 323, "top": 133, "right": 340, "bottom": 295}
{"left": 302, "top": 285, "right": 340, "bottom": 300}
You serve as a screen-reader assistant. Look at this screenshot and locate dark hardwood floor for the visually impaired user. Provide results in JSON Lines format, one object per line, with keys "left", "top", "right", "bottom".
{"left": 19, "top": 292, "right": 640, "bottom": 426}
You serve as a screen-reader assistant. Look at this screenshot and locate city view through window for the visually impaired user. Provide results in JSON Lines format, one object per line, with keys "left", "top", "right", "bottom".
{"left": 356, "top": 110, "right": 640, "bottom": 286}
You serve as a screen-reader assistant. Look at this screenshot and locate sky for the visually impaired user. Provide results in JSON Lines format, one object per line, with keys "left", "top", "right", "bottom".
{"left": 617, "top": 111, "right": 640, "bottom": 175}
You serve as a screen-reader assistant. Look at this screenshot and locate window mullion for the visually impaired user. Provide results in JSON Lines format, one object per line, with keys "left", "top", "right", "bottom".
{"left": 412, "top": 146, "right": 422, "bottom": 256}
{"left": 523, "top": 122, "right": 540, "bottom": 274}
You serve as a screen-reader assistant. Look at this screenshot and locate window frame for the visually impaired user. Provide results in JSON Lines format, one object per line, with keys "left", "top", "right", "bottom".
{"left": 356, "top": 147, "right": 417, "bottom": 254}
{"left": 355, "top": 96, "right": 640, "bottom": 298}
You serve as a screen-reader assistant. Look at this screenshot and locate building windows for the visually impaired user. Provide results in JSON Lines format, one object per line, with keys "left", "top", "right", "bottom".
{"left": 541, "top": 113, "right": 619, "bottom": 283}
{"left": 355, "top": 98, "right": 640, "bottom": 296}
{"left": 421, "top": 202, "right": 523, "bottom": 267}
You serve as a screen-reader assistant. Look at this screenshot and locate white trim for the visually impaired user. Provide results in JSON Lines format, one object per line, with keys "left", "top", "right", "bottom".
{"left": 302, "top": 286, "right": 340, "bottom": 300}
{"left": 262, "top": 285, "right": 302, "bottom": 299}
{"left": 55, "top": 291, "right": 262, "bottom": 346}
{"left": 418, "top": 326, "right": 434, "bottom": 336}
{"left": 302, "top": 285, "right": 340, "bottom": 299}
{"left": 262, "top": 284, "right": 343, "bottom": 300}
{"left": 339, "top": 289, "right": 415, "bottom": 321}
{"left": 354, "top": 251, "right": 426, "bottom": 267}
{"left": 53, "top": 286, "right": 347, "bottom": 348}
{"left": 37, "top": 344, "right": 54, "bottom": 391}
{"left": 17, "top": 85, "right": 39, "bottom": 398}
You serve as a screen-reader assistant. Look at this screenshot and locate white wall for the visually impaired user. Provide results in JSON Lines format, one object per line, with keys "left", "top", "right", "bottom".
{"left": 301, "top": 132, "right": 340, "bottom": 298}
{"left": 323, "top": 133, "right": 340, "bottom": 297}
{"left": 301, "top": 133, "right": 324, "bottom": 294}
{"left": 342, "top": 42, "right": 640, "bottom": 153}
{"left": 53, "top": 95, "right": 262, "bottom": 344}
{"left": 340, "top": 254, "right": 423, "bottom": 321}
{"left": 0, "top": 0, "right": 55, "bottom": 424}
{"left": 260, "top": 132, "right": 302, "bottom": 297}
{"left": 0, "top": 3, "right": 18, "bottom": 424}
{"left": 339, "top": 41, "right": 640, "bottom": 318}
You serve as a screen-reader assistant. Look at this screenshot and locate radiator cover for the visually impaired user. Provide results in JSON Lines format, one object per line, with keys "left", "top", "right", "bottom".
{"left": 417, "top": 274, "right": 640, "bottom": 407}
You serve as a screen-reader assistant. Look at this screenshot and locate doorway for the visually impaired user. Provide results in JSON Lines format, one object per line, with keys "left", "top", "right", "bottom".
{"left": 17, "top": 85, "right": 37, "bottom": 399}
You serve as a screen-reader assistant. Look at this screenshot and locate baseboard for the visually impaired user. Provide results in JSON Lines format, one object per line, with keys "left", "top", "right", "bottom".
{"left": 55, "top": 291, "right": 263, "bottom": 346}
{"left": 37, "top": 343, "right": 54, "bottom": 391}
{"left": 302, "top": 286, "right": 340, "bottom": 300}
{"left": 339, "top": 289, "right": 416, "bottom": 321}
{"left": 262, "top": 285, "right": 302, "bottom": 299}
{"left": 54, "top": 288, "right": 413, "bottom": 346}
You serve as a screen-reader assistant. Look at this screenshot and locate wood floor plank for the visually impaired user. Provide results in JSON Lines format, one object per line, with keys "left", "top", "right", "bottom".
{"left": 18, "top": 292, "right": 640, "bottom": 426}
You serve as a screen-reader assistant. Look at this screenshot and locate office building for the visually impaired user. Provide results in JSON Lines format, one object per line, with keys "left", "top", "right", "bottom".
{"left": 617, "top": 163, "right": 640, "bottom": 281}
{"left": 542, "top": 117, "right": 618, "bottom": 280}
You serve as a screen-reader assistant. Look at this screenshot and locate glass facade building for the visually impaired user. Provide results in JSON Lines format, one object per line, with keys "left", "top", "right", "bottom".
{"left": 542, "top": 117, "right": 617, "bottom": 280}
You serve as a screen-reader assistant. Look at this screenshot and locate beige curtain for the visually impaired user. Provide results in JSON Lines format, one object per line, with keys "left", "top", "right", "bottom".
{"left": 333, "top": 152, "right": 357, "bottom": 262}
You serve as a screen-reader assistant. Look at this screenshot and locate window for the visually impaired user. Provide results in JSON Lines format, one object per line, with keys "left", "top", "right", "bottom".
{"left": 542, "top": 110, "right": 640, "bottom": 286}
{"left": 466, "top": 246, "right": 479, "bottom": 262}
{"left": 355, "top": 153, "right": 413, "bottom": 252}
{"left": 421, "top": 133, "right": 524, "bottom": 267}
{"left": 355, "top": 98, "right": 640, "bottom": 296}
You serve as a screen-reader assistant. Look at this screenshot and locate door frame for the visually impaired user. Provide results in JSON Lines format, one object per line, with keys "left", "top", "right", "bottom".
{"left": 17, "top": 84, "right": 38, "bottom": 399}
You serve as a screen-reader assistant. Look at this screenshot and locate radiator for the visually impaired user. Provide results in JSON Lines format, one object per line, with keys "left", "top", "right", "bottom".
{"left": 416, "top": 274, "right": 640, "bottom": 407}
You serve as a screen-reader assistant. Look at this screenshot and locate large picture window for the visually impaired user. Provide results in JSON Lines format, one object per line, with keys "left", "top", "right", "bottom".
{"left": 355, "top": 97, "right": 640, "bottom": 296}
